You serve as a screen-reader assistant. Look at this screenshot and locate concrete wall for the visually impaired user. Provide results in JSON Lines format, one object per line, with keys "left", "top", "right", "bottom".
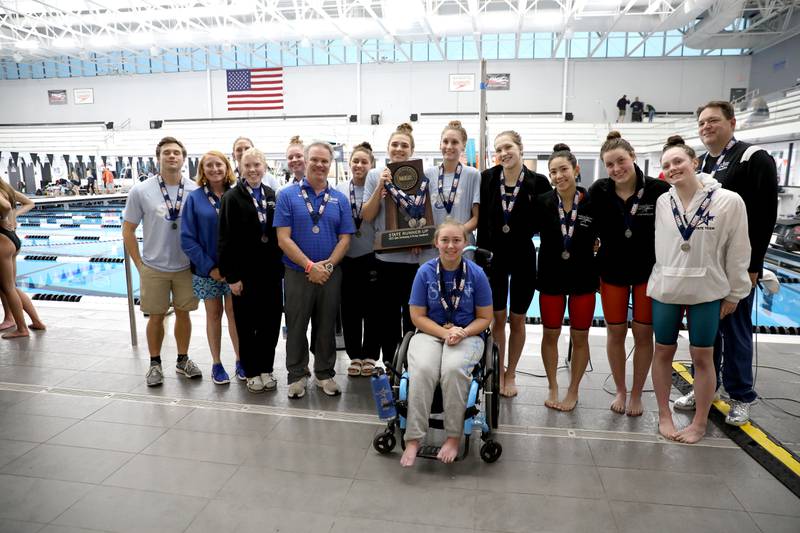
{"left": 749, "top": 33, "right": 800, "bottom": 96}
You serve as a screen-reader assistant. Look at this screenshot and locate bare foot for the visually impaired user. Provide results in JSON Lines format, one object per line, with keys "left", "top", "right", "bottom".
{"left": 437, "top": 437, "right": 460, "bottom": 464}
{"left": 673, "top": 424, "right": 706, "bottom": 444}
{"left": 501, "top": 371, "right": 518, "bottom": 398}
{"left": 626, "top": 394, "right": 644, "bottom": 417}
{"left": 0, "top": 320, "right": 14, "bottom": 331}
{"left": 544, "top": 388, "right": 560, "bottom": 410}
{"left": 499, "top": 369, "right": 506, "bottom": 396}
{"left": 400, "top": 440, "right": 420, "bottom": 467}
{"left": 559, "top": 391, "right": 579, "bottom": 412}
{"left": 29, "top": 322, "right": 46, "bottom": 331}
{"left": 658, "top": 414, "right": 676, "bottom": 440}
{"left": 610, "top": 392, "right": 626, "bottom": 414}
{"left": 2, "top": 329, "right": 29, "bottom": 339}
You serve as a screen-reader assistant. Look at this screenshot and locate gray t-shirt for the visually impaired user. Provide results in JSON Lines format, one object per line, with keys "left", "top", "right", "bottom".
{"left": 123, "top": 175, "right": 199, "bottom": 272}
{"left": 336, "top": 179, "right": 375, "bottom": 258}
{"left": 363, "top": 167, "right": 418, "bottom": 264}
{"left": 418, "top": 164, "right": 481, "bottom": 263}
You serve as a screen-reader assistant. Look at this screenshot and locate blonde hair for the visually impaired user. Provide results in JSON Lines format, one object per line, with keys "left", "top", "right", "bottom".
{"left": 241, "top": 147, "right": 267, "bottom": 166}
{"left": 196, "top": 150, "right": 237, "bottom": 187}
{"left": 442, "top": 120, "right": 468, "bottom": 144}
{"left": 389, "top": 122, "right": 415, "bottom": 152}
{"left": 434, "top": 217, "right": 468, "bottom": 242}
{"left": 495, "top": 130, "right": 523, "bottom": 151}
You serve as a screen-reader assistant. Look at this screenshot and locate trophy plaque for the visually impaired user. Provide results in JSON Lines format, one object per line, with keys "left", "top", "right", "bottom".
{"left": 374, "top": 159, "right": 436, "bottom": 251}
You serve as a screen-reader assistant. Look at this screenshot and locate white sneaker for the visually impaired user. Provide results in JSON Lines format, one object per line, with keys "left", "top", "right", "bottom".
{"left": 261, "top": 373, "right": 277, "bottom": 391}
{"left": 316, "top": 377, "right": 341, "bottom": 396}
{"left": 246, "top": 375, "right": 265, "bottom": 393}
{"left": 288, "top": 376, "right": 308, "bottom": 399}
{"left": 725, "top": 400, "right": 751, "bottom": 426}
{"left": 674, "top": 389, "right": 721, "bottom": 411}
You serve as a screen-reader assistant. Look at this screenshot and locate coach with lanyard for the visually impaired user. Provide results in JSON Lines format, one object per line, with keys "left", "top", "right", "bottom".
{"left": 672, "top": 101, "right": 779, "bottom": 426}
{"left": 275, "top": 141, "right": 355, "bottom": 399}
{"left": 218, "top": 148, "right": 284, "bottom": 393}
{"left": 123, "top": 136, "right": 201, "bottom": 387}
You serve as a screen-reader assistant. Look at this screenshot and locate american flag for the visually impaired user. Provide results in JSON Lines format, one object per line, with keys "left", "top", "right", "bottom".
{"left": 226, "top": 68, "right": 284, "bottom": 111}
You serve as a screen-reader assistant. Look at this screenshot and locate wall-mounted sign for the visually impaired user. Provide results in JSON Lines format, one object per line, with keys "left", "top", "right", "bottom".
{"left": 74, "top": 88, "right": 94, "bottom": 105}
{"left": 485, "top": 73, "right": 511, "bottom": 91}
{"left": 48, "top": 89, "right": 67, "bottom": 105}
{"left": 449, "top": 73, "right": 475, "bottom": 92}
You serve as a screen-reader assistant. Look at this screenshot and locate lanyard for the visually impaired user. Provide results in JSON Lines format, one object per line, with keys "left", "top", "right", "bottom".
{"left": 244, "top": 182, "right": 268, "bottom": 234}
{"left": 204, "top": 185, "right": 225, "bottom": 214}
{"left": 558, "top": 190, "right": 580, "bottom": 254}
{"left": 670, "top": 190, "right": 714, "bottom": 247}
{"left": 156, "top": 175, "right": 185, "bottom": 223}
{"left": 616, "top": 185, "right": 645, "bottom": 237}
{"left": 384, "top": 175, "right": 429, "bottom": 220}
{"left": 437, "top": 259, "right": 467, "bottom": 325}
{"left": 300, "top": 182, "right": 331, "bottom": 226}
{"left": 349, "top": 180, "right": 363, "bottom": 230}
{"left": 700, "top": 137, "right": 737, "bottom": 177}
{"left": 437, "top": 163, "right": 462, "bottom": 214}
{"left": 499, "top": 169, "right": 524, "bottom": 226}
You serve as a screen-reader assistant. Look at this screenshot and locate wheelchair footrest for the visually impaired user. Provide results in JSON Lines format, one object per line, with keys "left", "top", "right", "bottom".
{"left": 416, "top": 445, "right": 441, "bottom": 459}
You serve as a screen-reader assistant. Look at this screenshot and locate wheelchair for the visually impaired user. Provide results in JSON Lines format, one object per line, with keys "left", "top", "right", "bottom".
{"left": 372, "top": 329, "right": 503, "bottom": 463}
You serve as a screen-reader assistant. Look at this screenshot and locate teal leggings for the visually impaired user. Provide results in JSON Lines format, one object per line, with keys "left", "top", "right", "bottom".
{"left": 651, "top": 299, "right": 721, "bottom": 348}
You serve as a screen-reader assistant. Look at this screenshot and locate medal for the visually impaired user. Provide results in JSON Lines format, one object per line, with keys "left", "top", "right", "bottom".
{"left": 312, "top": 225, "right": 320, "bottom": 234}
{"left": 500, "top": 170, "right": 523, "bottom": 235}
{"left": 244, "top": 181, "right": 269, "bottom": 236}
{"left": 157, "top": 174, "right": 185, "bottom": 226}
{"left": 300, "top": 181, "right": 331, "bottom": 234}
{"left": 349, "top": 180, "right": 364, "bottom": 237}
{"left": 384, "top": 172, "right": 429, "bottom": 224}
{"left": 437, "top": 163, "right": 462, "bottom": 214}
{"left": 261, "top": 235, "right": 269, "bottom": 243}
{"left": 561, "top": 250, "right": 570, "bottom": 260}
{"left": 418, "top": 217, "right": 426, "bottom": 226}
{"left": 558, "top": 190, "right": 580, "bottom": 262}
{"left": 670, "top": 190, "right": 714, "bottom": 253}
{"left": 680, "top": 242, "right": 690, "bottom": 252}
{"left": 408, "top": 218, "right": 417, "bottom": 228}
{"left": 625, "top": 229, "right": 633, "bottom": 238}
{"left": 437, "top": 259, "right": 468, "bottom": 328}
{"left": 619, "top": 185, "right": 645, "bottom": 240}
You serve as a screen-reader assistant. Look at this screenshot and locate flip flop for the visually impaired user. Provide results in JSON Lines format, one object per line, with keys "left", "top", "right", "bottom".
{"left": 361, "top": 359, "right": 376, "bottom": 377}
{"left": 347, "top": 359, "right": 363, "bottom": 376}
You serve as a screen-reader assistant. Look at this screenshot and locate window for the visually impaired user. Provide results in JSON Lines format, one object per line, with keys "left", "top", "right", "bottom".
{"left": 396, "top": 42, "right": 411, "bottom": 62}
{"left": 626, "top": 34, "right": 644, "bottom": 57}
{"left": 481, "top": 34, "right": 498, "bottom": 60}
{"left": 313, "top": 42, "right": 329, "bottom": 65}
{"left": 518, "top": 33, "right": 534, "bottom": 59}
{"left": 446, "top": 36, "right": 462, "bottom": 60}
{"left": 570, "top": 32, "right": 589, "bottom": 58}
{"left": 607, "top": 32, "right": 626, "bottom": 57}
{"left": 267, "top": 44, "right": 282, "bottom": 66}
{"left": 429, "top": 40, "right": 443, "bottom": 61}
{"left": 534, "top": 33, "right": 552, "bottom": 58}
{"left": 498, "top": 33, "right": 516, "bottom": 59}
{"left": 192, "top": 48, "right": 207, "bottom": 70}
{"left": 412, "top": 41, "right": 428, "bottom": 61}
{"left": 329, "top": 39, "right": 345, "bottom": 64}
{"left": 644, "top": 32, "right": 664, "bottom": 56}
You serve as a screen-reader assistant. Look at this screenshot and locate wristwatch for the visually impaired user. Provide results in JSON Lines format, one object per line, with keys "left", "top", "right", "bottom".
{"left": 324, "top": 263, "right": 334, "bottom": 273}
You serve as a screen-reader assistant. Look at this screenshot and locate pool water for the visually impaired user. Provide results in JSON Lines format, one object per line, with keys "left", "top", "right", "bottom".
{"left": 14, "top": 202, "right": 800, "bottom": 330}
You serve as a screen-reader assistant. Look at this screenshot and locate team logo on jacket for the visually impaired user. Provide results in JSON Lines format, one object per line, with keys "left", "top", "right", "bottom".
{"left": 699, "top": 213, "right": 715, "bottom": 227}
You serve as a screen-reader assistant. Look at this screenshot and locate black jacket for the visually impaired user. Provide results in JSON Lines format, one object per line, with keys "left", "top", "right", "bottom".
{"left": 535, "top": 187, "right": 598, "bottom": 295}
{"left": 587, "top": 165, "right": 670, "bottom": 286}
{"left": 476, "top": 164, "right": 552, "bottom": 267}
{"left": 218, "top": 180, "right": 283, "bottom": 285}
{"left": 699, "top": 140, "right": 778, "bottom": 275}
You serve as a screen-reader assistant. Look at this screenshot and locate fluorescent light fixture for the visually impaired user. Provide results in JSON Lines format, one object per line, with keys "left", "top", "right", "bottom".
{"left": 15, "top": 40, "right": 40, "bottom": 50}
{"left": 52, "top": 37, "right": 79, "bottom": 48}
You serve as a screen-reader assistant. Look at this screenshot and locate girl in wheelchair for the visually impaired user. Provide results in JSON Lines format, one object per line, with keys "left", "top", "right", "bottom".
{"left": 400, "top": 218, "right": 493, "bottom": 466}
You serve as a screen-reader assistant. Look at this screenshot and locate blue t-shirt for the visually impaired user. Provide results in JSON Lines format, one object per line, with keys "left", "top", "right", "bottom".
{"left": 409, "top": 258, "right": 492, "bottom": 327}
{"left": 273, "top": 178, "right": 356, "bottom": 271}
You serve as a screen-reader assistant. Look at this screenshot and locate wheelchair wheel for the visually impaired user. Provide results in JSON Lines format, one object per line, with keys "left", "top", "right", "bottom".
{"left": 480, "top": 440, "right": 503, "bottom": 463}
{"left": 484, "top": 343, "right": 501, "bottom": 430}
{"left": 391, "top": 331, "right": 414, "bottom": 386}
{"left": 373, "top": 432, "right": 396, "bottom": 454}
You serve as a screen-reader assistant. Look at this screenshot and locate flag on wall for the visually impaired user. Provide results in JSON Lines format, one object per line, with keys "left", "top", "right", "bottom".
{"left": 226, "top": 68, "right": 284, "bottom": 111}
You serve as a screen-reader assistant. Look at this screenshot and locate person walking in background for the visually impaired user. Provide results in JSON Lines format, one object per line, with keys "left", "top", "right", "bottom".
{"left": 630, "top": 97, "right": 644, "bottom": 122}
{"left": 646, "top": 103, "right": 656, "bottom": 123}
{"left": 616, "top": 94, "right": 630, "bottom": 122}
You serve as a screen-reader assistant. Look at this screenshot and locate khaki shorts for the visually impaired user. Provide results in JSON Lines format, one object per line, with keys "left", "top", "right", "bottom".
{"left": 138, "top": 264, "right": 199, "bottom": 315}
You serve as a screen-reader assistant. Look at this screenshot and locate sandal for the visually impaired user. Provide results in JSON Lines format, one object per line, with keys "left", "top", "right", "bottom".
{"left": 361, "top": 359, "right": 376, "bottom": 377}
{"left": 347, "top": 359, "right": 363, "bottom": 376}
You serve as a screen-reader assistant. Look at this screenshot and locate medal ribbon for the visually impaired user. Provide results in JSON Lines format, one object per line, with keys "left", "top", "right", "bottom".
{"left": 384, "top": 175, "right": 429, "bottom": 220}
{"left": 437, "top": 259, "right": 467, "bottom": 325}
{"left": 669, "top": 190, "right": 714, "bottom": 244}
{"left": 349, "top": 180, "right": 363, "bottom": 231}
{"left": 157, "top": 175, "right": 185, "bottom": 221}
{"left": 437, "top": 163, "right": 462, "bottom": 214}
{"left": 244, "top": 182, "right": 269, "bottom": 235}
{"left": 558, "top": 190, "right": 580, "bottom": 254}
{"left": 300, "top": 182, "right": 331, "bottom": 226}
{"left": 204, "top": 185, "right": 225, "bottom": 214}
{"left": 617, "top": 186, "right": 645, "bottom": 235}
{"left": 700, "top": 137, "right": 737, "bottom": 176}
{"left": 499, "top": 170, "right": 524, "bottom": 226}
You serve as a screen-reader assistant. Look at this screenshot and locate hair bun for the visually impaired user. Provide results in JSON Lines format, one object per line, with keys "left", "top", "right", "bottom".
{"left": 665, "top": 135, "right": 685, "bottom": 147}
{"left": 606, "top": 130, "right": 622, "bottom": 141}
{"left": 357, "top": 141, "right": 373, "bottom": 151}
{"left": 396, "top": 122, "right": 413, "bottom": 134}
{"left": 447, "top": 120, "right": 462, "bottom": 129}
{"left": 289, "top": 135, "right": 303, "bottom": 145}
{"left": 553, "top": 143, "right": 571, "bottom": 152}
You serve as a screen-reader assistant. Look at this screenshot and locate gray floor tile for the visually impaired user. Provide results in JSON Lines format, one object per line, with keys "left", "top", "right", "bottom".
{"left": 216, "top": 466, "right": 351, "bottom": 514}
{"left": 52, "top": 485, "right": 207, "bottom": 533}
{"left": 47, "top": 420, "right": 165, "bottom": 453}
{"left": 55, "top": 372, "right": 142, "bottom": 394}
{"left": 0, "top": 518, "right": 44, "bottom": 533}
{"left": 491, "top": 434, "right": 595, "bottom": 465}
{"left": 355, "top": 451, "right": 479, "bottom": 490}
{"left": 1, "top": 443, "right": 132, "bottom": 484}
{"left": 142, "top": 428, "right": 265, "bottom": 465}
{"left": 0, "top": 366, "right": 77, "bottom": 386}
{"left": 0, "top": 438, "right": 37, "bottom": 469}
{"left": 174, "top": 409, "right": 280, "bottom": 437}
{"left": 8, "top": 353, "right": 104, "bottom": 372}
{"left": 87, "top": 401, "right": 192, "bottom": 428}
{"left": 598, "top": 467, "right": 742, "bottom": 510}
{"left": 0, "top": 412, "right": 77, "bottom": 442}
{"left": 88, "top": 358, "right": 154, "bottom": 375}
{"left": 329, "top": 517, "right": 465, "bottom": 533}
{"left": 184, "top": 499, "right": 334, "bottom": 533}
{"left": 266, "top": 416, "right": 383, "bottom": 449}
{"left": 39, "top": 526, "right": 113, "bottom": 533}
{"left": 102, "top": 454, "right": 237, "bottom": 499}
{"left": 7, "top": 394, "right": 111, "bottom": 420}
{"left": 340, "top": 479, "right": 478, "bottom": 529}
{"left": 750, "top": 512, "right": 800, "bottom": 533}
{"left": 610, "top": 500, "right": 760, "bottom": 533}
{"left": 723, "top": 476, "right": 800, "bottom": 516}
{"left": 0, "top": 474, "right": 92, "bottom": 523}
{"left": 474, "top": 460, "right": 605, "bottom": 499}
{"left": 474, "top": 491, "right": 617, "bottom": 533}
{"left": 243, "top": 438, "right": 367, "bottom": 478}
{"left": 0, "top": 390, "right": 35, "bottom": 410}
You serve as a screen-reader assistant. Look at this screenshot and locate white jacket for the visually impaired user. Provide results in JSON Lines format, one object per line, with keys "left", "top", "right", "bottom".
{"left": 647, "top": 174, "right": 751, "bottom": 305}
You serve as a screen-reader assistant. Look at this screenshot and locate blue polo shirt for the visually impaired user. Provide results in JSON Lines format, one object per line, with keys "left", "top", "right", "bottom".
{"left": 409, "top": 258, "right": 492, "bottom": 327}
{"left": 273, "top": 178, "right": 355, "bottom": 271}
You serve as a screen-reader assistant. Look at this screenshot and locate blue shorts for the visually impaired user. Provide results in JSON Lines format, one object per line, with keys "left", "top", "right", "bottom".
{"left": 652, "top": 299, "right": 721, "bottom": 347}
{"left": 192, "top": 274, "right": 231, "bottom": 300}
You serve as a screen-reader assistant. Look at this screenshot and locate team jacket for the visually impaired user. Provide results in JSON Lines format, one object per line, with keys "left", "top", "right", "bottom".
{"left": 647, "top": 174, "right": 751, "bottom": 305}
{"left": 587, "top": 165, "right": 670, "bottom": 286}
{"left": 699, "top": 140, "right": 778, "bottom": 276}
{"left": 534, "top": 187, "right": 599, "bottom": 295}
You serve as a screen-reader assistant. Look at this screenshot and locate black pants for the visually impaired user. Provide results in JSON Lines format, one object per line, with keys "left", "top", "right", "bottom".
{"left": 341, "top": 253, "right": 381, "bottom": 361}
{"left": 232, "top": 275, "right": 283, "bottom": 378}
{"left": 376, "top": 259, "right": 419, "bottom": 364}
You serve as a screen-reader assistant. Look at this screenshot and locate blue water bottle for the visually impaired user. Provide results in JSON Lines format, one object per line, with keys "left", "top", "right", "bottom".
{"left": 371, "top": 368, "right": 397, "bottom": 420}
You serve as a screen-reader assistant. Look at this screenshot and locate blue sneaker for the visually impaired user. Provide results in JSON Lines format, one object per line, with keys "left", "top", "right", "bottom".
{"left": 235, "top": 361, "right": 246, "bottom": 382}
{"left": 212, "top": 363, "right": 230, "bottom": 385}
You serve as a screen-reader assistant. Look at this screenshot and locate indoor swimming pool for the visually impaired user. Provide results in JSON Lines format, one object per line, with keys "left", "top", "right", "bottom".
{"left": 13, "top": 199, "right": 800, "bottom": 331}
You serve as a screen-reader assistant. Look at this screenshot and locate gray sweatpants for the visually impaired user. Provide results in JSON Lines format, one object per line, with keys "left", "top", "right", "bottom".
{"left": 284, "top": 266, "right": 342, "bottom": 384}
{"left": 405, "top": 332, "right": 484, "bottom": 441}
